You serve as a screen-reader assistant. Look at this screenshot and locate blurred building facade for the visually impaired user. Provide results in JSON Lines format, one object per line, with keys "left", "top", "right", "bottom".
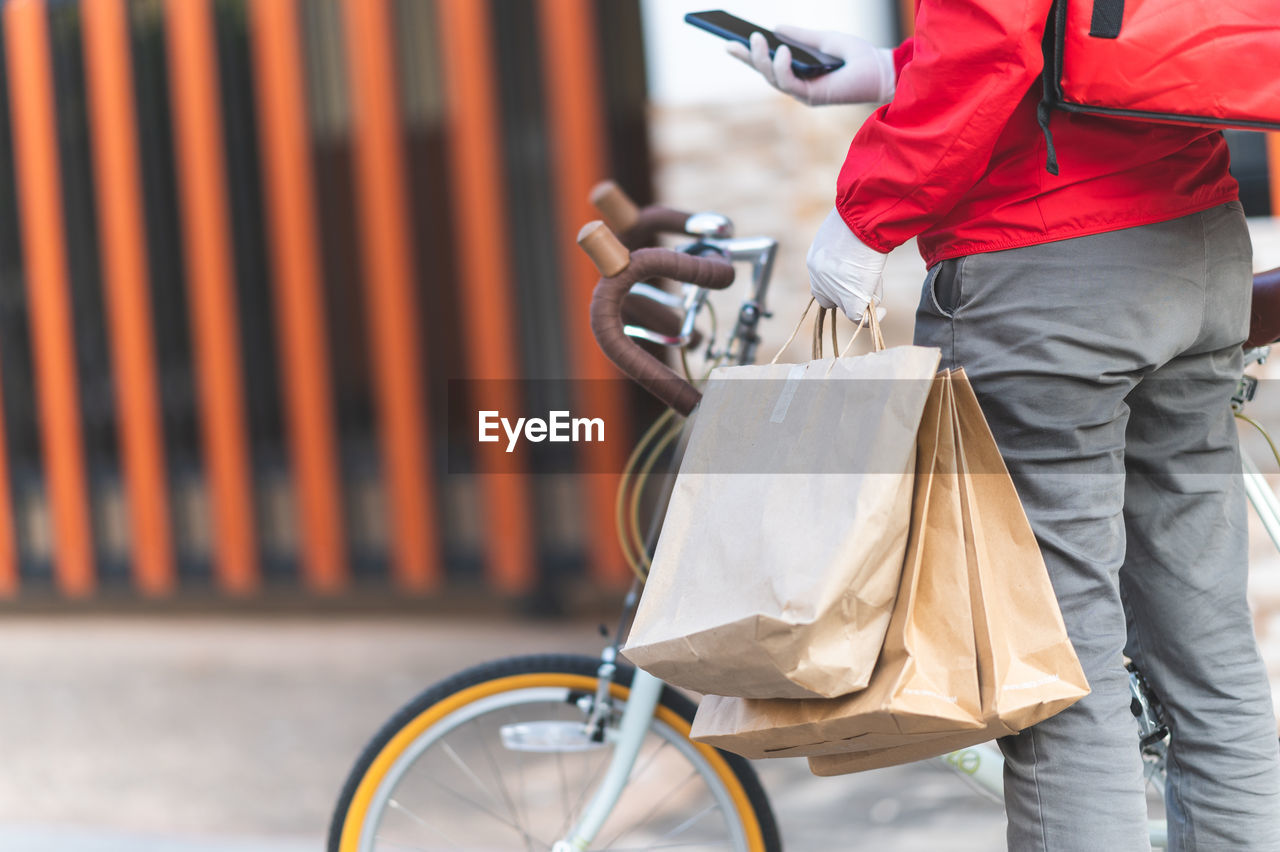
{"left": 0, "top": 0, "right": 655, "bottom": 604}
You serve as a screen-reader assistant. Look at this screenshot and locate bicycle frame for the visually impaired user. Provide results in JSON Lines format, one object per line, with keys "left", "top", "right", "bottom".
{"left": 556, "top": 230, "right": 778, "bottom": 850}
{"left": 1244, "top": 453, "right": 1280, "bottom": 550}
{"left": 553, "top": 668, "right": 666, "bottom": 852}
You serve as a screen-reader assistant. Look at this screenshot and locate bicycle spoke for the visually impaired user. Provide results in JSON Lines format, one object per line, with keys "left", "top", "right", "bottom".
{"left": 380, "top": 798, "right": 463, "bottom": 850}
{"left": 475, "top": 715, "right": 537, "bottom": 852}
{"left": 588, "top": 735, "right": 679, "bottom": 848}
{"left": 428, "top": 774, "right": 549, "bottom": 848}
{"left": 440, "top": 740, "right": 505, "bottom": 813}
{"left": 557, "top": 747, "right": 571, "bottom": 830}
{"left": 655, "top": 801, "right": 722, "bottom": 843}
{"left": 599, "top": 765, "right": 702, "bottom": 851}
{"left": 554, "top": 738, "right": 615, "bottom": 839}
{"left": 507, "top": 709, "right": 531, "bottom": 838}
{"left": 626, "top": 737, "right": 675, "bottom": 789}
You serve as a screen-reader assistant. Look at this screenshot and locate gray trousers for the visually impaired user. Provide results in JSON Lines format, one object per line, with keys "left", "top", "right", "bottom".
{"left": 913, "top": 202, "right": 1280, "bottom": 851}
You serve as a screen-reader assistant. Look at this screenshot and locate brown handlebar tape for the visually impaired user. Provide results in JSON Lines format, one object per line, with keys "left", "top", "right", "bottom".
{"left": 578, "top": 222, "right": 701, "bottom": 348}
{"left": 622, "top": 292, "right": 703, "bottom": 349}
{"left": 618, "top": 206, "right": 697, "bottom": 251}
{"left": 590, "top": 247, "right": 734, "bottom": 416}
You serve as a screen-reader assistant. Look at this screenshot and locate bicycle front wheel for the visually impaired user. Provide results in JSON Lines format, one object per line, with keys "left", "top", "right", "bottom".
{"left": 328, "top": 653, "right": 781, "bottom": 852}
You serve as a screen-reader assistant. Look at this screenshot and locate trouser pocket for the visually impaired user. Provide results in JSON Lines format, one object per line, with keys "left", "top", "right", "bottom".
{"left": 929, "top": 257, "right": 965, "bottom": 319}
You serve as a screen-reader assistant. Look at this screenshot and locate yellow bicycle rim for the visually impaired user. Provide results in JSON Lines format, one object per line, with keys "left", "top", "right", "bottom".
{"left": 338, "top": 672, "right": 766, "bottom": 852}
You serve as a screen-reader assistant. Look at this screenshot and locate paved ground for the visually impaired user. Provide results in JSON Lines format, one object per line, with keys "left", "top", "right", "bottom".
{"left": 0, "top": 614, "right": 1006, "bottom": 851}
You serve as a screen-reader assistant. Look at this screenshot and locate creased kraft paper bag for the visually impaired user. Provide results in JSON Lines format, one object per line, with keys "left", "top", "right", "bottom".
{"left": 690, "top": 373, "right": 984, "bottom": 758}
{"left": 622, "top": 343, "right": 941, "bottom": 699}
{"left": 809, "top": 369, "right": 1090, "bottom": 776}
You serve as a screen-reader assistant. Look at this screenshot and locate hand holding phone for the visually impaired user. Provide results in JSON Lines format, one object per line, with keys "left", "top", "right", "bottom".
{"left": 685, "top": 11, "right": 844, "bottom": 79}
{"left": 686, "top": 12, "right": 897, "bottom": 107}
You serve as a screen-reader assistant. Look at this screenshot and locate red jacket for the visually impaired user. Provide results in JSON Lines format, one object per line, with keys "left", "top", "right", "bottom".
{"left": 837, "top": 1, "right": 1238, "bottom": 267}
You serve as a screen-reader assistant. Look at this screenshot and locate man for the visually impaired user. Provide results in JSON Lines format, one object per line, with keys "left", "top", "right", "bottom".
{"left": 731, "top": 5, "right": 1280, "bottom": 850}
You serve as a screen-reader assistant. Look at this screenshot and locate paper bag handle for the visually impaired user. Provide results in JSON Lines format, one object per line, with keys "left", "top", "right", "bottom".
{"left": 770, "top": 298, "right": 886, "bottom": 365}
{"left": 839, "top": 301, "right": 886, "bottom": 356}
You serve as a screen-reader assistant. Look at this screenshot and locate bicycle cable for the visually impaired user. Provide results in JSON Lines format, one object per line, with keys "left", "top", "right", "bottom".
{"left": 617, "top": 330, "right": 728, "bottom": 582}
{"left": 1235, "top": 411, "right": 1280, "bottom": 471}
{"left": 626, "top": 416, "right": 685, "bottom": 573}
{"left": 678, "top": 298, "right": 718, "bottom": 382}
{"left": 680, "top": 346, "right": 694, "bottom": 384}
{"left": 616, "top": 407, "right": 678, "bottom": 580}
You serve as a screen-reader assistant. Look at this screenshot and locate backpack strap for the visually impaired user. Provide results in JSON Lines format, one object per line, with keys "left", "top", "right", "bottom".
{"left": 1089, "top": 0, "right": 1124, "bottom": 38}
{"left": 1037, "top": 0, "right": 1068, "bottom": 175}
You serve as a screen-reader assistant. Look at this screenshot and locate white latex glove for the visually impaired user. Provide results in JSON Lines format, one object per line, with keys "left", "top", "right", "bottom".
{"left": 726, "top": 25, "right": 896, "bottom": 106}
{"left": 807, "top": 208, "right": 887, "bottom": 322}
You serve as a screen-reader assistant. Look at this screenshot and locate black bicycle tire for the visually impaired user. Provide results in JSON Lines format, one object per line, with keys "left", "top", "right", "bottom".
{"left": 327, "top": 653, "right": 783, "bottom": 852}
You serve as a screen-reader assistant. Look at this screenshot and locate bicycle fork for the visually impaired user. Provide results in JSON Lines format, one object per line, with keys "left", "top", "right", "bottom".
{"left": 552, "top": 660, "right": 665, "bottom": 852}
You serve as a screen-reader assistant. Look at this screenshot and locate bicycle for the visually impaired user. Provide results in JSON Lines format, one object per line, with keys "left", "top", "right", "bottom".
{"left": 328, "top": 183, "right": 1280, "bottom": 851}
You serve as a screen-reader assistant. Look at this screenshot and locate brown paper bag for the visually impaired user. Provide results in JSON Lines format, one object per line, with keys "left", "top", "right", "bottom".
{"left": 621, "top": 319, "right": 941, "bottom": 699}
{"left": 808, "top": 368, "right": 1090, "bottom": 776}
{"left": 808, "top": 728, "right": 997, "bottom": 776}
{"left": 689, "top": 374, "right": 984, "bottom": 758}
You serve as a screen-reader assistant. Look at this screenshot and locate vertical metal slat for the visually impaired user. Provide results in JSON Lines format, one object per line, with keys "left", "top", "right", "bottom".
{"left": 899, "top": 0, "right": 917, "bottom": 38}
{"left": 164, "top": 0, "right": 259, "bottom": 594}
{"left": 342, "top": 0, "right": 440, "bottom": 592}
{"left": 4, "top": 0, "right": 96, "bottom": 597}
{"left": 81, "top": 0, "right": 175, "bottom": 596}
{"left": 0, "top": 367, "right": 17, "bottom": 597}
{"left": 434, "top": 0, "right": 536, "bottom": 594}
{"left": 248, "top": 0, "right": 348, "bottom": 594}
{"left": 536, "top": 0, "right": 632, "bottom": 585}
{"left": 0, "top": 360, "right": 17, "bottom": 593}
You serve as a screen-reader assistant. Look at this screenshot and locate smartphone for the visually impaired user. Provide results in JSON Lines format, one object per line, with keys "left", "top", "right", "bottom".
{"left": 685, "top": 10, "right": 845, "bottom": 79}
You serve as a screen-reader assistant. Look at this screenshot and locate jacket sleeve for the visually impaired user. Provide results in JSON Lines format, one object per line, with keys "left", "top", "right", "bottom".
{"left": 891, "top": 38, "right": 915, "bottom": 78}
{"left": 837, "top": 1, "right": 1053, "bottom": 252}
